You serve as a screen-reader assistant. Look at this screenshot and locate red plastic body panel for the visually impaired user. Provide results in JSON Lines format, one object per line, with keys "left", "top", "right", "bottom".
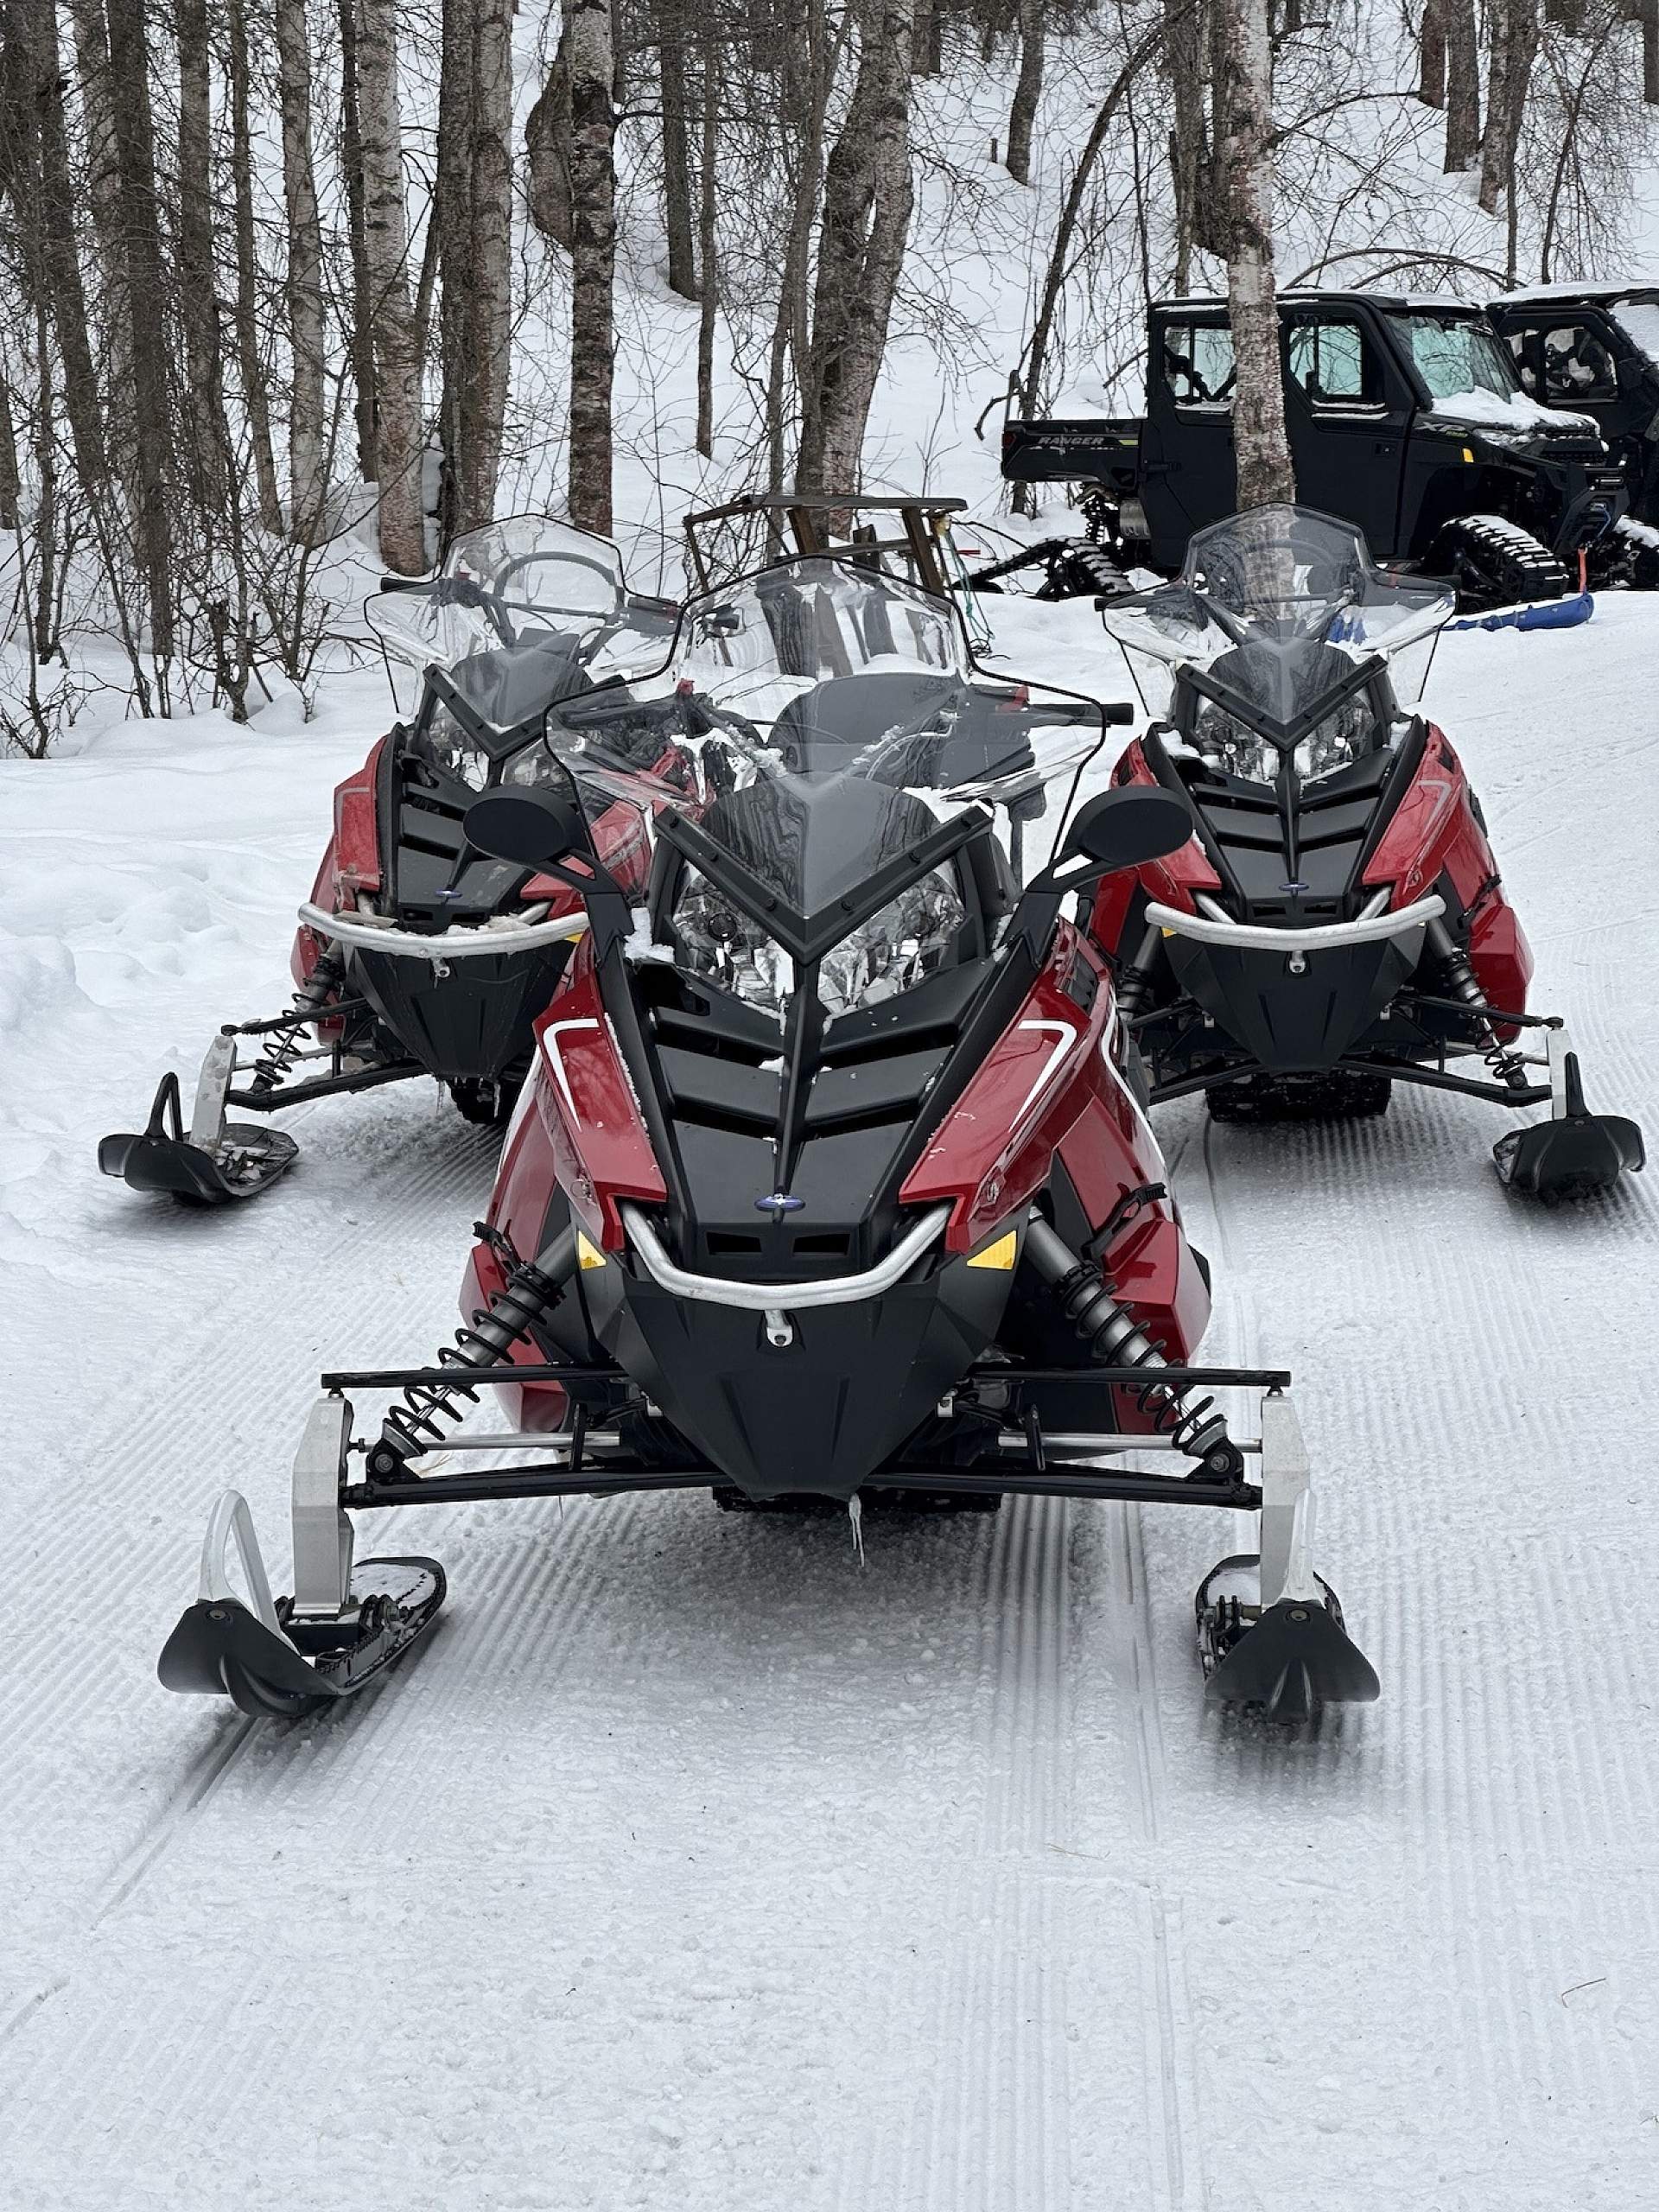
{"left": 513, "top": 947, "right": 665, "bottom": 1249}
{"left": 899, "top": 925, "right": 1211, "bottom": 1363}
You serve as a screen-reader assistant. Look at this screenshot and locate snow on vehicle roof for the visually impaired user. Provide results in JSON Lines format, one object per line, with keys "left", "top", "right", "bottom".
{"left": 1151, "top": 290, "right": 1491, "bottom": 315}
{"left": 1496, "top": 279, "right": 1659, "bottom": 304}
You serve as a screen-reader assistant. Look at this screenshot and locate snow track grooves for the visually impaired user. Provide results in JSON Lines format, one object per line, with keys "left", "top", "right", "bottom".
{"left": 836, "top": 1496, "right": 1078, "bottom": 2211}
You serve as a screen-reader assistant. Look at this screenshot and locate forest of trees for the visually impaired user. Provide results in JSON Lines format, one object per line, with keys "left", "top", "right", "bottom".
{"left": 0, "top": 0, "right": 1656, "bottom": 747}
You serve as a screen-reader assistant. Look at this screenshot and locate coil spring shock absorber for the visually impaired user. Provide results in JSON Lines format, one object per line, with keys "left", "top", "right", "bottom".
{"left": 1426, "top": 916, "right": 1531, "bottom": 1091}
{"left": 244, "top": 948, "right": 349, "bottom": 1096}
{"left": 365, "top": 1227, "right": 577, "bottom": 1479}
{"left": 1024, "top": 1215, "right": 1242, "bottom": 1478}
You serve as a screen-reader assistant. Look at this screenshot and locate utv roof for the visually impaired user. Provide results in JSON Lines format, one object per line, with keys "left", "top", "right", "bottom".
{"left": 1153, "top": 289, "right": 1490, "bottom": 315}
{"left": 1493, "top": 280, "right": 1659, "bottom": 305}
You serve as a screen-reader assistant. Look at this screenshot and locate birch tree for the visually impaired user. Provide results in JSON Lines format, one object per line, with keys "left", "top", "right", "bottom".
{"left": 274, "top": 0, "right": 327, "bottom": 537}
{"left": 1210, "top": 0, "right": 1293, "bottom": 506}
{"left": 798, "top": 0, "right": 916, "bottom": 495}
{"left": 357, "top": 0, "right": 426, "bottom": 570}
{"left": 567, "top": 0, "right": 617, "bottom": 533}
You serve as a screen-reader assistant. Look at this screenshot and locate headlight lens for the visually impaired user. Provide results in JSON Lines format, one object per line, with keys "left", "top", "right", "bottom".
{"left": 416, "top": 703, "right": 491, "bottom": 790}
{"left": 1293, "top": 696, "right": 1374, "bottom": 785}
{"left": 818, "top": 870, "right": 965, "bottom": 1016}
{"left": 672, "top": 869, "right": 791, "bottom": 1017}
{"left": 1192, "top": 702, "right": 1279, "bottom": 785}
{"left": 670, "top": 866, "right": 965, "bottom": 1020}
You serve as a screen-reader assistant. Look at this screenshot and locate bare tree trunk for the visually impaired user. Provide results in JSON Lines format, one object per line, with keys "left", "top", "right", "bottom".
{"left": 764, "top": 0, "right": 832, "bottom": 502}
{"left": 1480, "top": 0, "right": 1539, "bottom": 216}
{"left": 274, "top": 0, "right": 327, "bottom": 537}
{"left": 1165, "top": 0, "right": 1211, "bottom": 286}
{"left": 175, "top": 0, "right": 230, "bottom": 505}
{"left": 912, "top": 0, "right": 941, "bottom": 73}
{"left": 471, "top": 0, "right": 514, "bottom": 523}
{"left": 659, "top": 16, "right": 698, "bottom": 297}
{"left": 1006, "top": 0, "right": 1044, "bottom": 183}
{"left": 798, "top": 0, "right": 915, "bottom": 495}
{"left": 436, "top": 0, "right": 513, "bottom": 537}
{"left": 527, "top": 19, "right": 575, "bottom": 251}
{"left": 104, "top": 0, "right": 176, "bottom": 655}
{"left": 568, "top": 0, "right": 616, "bottom": 534}
{"left": 696, "top": 29, "right": 719, "bottom": 456}
{"left": 1419, "top": 0, "right": 1447, "bottom": 105}
{"left": 227, "top": 0, "right": 283, "bottom": 530}
{"left": 1211, "top": 0, "right": 1294, "bottom": 507}
{"left": 357, "top": 0, "right": 425, "bottom": 569}
{"left": 1444, "top": 0, "right": 1482, "bottom": 169}
{"left": 339, "top": 0, "right": 379, "bottom": 481}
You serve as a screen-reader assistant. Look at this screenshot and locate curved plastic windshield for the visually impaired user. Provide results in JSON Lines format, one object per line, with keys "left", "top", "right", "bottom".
{"left": 365, "top": 516, "right": 673, "bottom": 696}
{"left": 1103, "top": 505, "right": 1452, "bottom": 724}
{"left": 510, "top": 557, "right": 1106, "bottom": 988}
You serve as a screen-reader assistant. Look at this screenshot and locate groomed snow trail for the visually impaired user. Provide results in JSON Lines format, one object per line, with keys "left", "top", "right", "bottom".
{"left": 3, "top": 606, "right": 1656, "bottom": 2209}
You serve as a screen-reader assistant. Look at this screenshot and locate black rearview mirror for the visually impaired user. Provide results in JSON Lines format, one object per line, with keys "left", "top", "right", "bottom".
{"left": 1049, "top": 786, "right": 1192, "bottom": 885}
{"left": 463, "top": 785, "right": 588, "bottom": 870}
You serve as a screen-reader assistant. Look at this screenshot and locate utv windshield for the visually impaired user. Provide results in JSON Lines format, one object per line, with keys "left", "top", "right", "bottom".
{"left": 510, "top": 557, "right": 1106, "bottom": 1014}
{"left": 1102, "top": 506, "right": 1450, "bottom": 785}
{"left": 1386, "top": 311, "right": 1518, "bottom": 404}
{"left": 1610, "top": 291, "right": 1659, "bottom": 372}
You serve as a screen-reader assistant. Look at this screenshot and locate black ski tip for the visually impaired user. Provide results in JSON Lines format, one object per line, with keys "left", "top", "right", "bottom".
{"left": 158, "top": 1559, "right": 446, "bottom": 1720}
{"left": 159, "top": 1598, "right": 342, "bottom": 1718}
{"left": 1493, "top": 1112, "right": 1644, "bottom": 1203}
{"left": 1205, "top": 1597, "right": 1381, "bottom": 1721}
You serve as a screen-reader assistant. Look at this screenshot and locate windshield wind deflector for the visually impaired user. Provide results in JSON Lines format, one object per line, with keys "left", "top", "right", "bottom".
{"left": 515, "top": 555, "right": 1109, "bottom": 993}
{"left": 1103, "top": 505, "right": 1453, "bottom": 725}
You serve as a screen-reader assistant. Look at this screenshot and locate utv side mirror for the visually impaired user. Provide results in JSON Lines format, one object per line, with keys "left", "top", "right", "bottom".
{"left": 463, "top": 785, "right": 588, "bottom": 870}
{"left": 1049, "top": 786, "right": 1192, "bottom": 885}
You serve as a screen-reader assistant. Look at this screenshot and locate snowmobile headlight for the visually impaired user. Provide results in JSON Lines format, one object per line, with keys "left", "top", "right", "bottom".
{"left": 1293, "top": 696, "right": 1374, "bottom": 786}
{"left": 416, "top": 702, "right": 491, "bottom": 791}
{"left": 1191, "top": 702, "right": 1278, "bottom": 786}
{"left": 671, "top": 868, "right": 791, "bottom": 1018}
{"left": 817, "top": 868, "right": 966, "bottom": 1017}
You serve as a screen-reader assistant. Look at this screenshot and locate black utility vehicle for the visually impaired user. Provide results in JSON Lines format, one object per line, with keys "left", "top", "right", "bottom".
{"left": 1487, "top": 284, "right": 1659, "bottom": 552}
{"left": 1002, "top": 291, "right": 1629, "bottom": 607}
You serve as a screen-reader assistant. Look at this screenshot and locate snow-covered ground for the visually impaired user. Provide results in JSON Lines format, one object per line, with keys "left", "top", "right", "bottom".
{"left": 3, "top": 591, "right": 1656, "bottom": 2209}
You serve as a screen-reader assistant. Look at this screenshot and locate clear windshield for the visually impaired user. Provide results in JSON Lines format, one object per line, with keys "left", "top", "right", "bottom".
{"left": 1103, "top": 505, "right": 1451, "bottom": 740}
{"left": 366, "top": 517, "right": 671, "bottom": 690}
{"left": 506, "top": 558, "right": 1105, "bottom": 1008}
{"left": 1386, "top": 311, "right": 1519, "bottom": 403}
{"left": 1611, "top": 293, "right": 1659, "bottom": 372}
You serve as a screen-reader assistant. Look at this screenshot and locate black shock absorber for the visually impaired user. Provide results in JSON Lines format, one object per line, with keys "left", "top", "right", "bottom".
{"left": 1113, "top": 922, "right": 1162, "bottom": 1022}
{"left": 1426, "top": 916, "right": 1531, "bottom": 1091}
{"left": 244, "top": 948, "right": 349, "bottom": 1096}
{"left": 366, "top": 1227, "right": 577, "bottom": 1479}
{"left": 1024, "top": 1216, "right": 1241, "bottom": 1477}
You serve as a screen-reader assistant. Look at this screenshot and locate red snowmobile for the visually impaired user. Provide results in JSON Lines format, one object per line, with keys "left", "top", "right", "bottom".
{"left": 1091, "top": 505, "right": 1643, "bottom": 1202}
{"left": 157, "top": 556, "right": 1379, "bottom": 1725}
{"left": 99, "top": 518, "right": 678, "bottom": 1205}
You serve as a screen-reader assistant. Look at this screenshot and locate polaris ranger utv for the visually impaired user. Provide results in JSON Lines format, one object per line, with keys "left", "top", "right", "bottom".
{"left": 1001, "top": 291, "right": 1628, "bottom": 607}
{"left": 1486, "top": 284, "right": 1659, "bottom": 564}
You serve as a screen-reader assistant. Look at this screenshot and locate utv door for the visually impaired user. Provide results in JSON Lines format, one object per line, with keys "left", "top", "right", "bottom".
{"left": 1141, "top": 311, "right": 1237, "bottom": 567}
{"left": 1281, "top": 310, "right": 1409, "bottom": 559}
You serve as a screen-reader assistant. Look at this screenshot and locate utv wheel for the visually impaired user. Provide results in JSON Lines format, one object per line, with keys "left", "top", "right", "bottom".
{"left": 1206, "top": 1071, "right": 1393, "bottom": 1123}
{"left": 1430, "top": 515, "right": 1570, "bottom": 612}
